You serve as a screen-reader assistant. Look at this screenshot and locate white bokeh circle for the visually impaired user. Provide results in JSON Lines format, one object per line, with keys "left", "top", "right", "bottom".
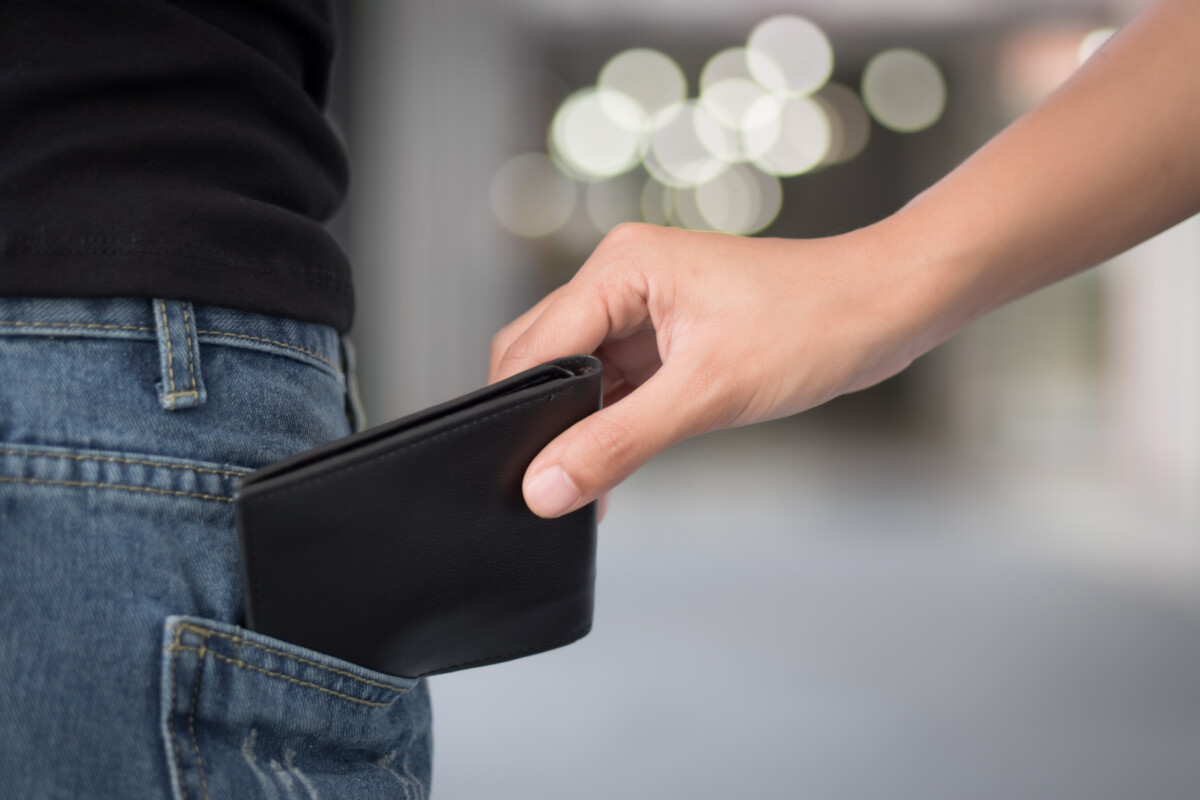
{"left": 747, "top": 15, "right": 834, "bottom": 97}
{"left": 861, "top": 49, "right": 946, "bottom": 133}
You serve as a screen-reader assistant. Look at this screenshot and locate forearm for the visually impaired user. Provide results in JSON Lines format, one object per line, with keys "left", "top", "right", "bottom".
{"left": 884, "top": 0, "right": 1200, "bottom": 352}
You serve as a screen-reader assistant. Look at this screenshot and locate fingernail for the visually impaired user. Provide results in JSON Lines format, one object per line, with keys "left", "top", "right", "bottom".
{"left": 526, "top": 465, "right": 581, "bottom": 518}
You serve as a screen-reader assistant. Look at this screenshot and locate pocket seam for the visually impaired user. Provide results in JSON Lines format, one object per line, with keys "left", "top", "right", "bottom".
{"left": 0, "top": 475, "right": 233, "bottom": 503}
{"left": 167, "top": 645, "right": 392, "bottom": 708}
{"left": 186, "top": 646, "right": 212, "bottom": 800}
{"left": 196, "top": 329, "right": 340, "bottom": 374}
{"left": 168, "top": 621, "right": 411, "bottom": 705}
{"left": 0, "top": 447, "right": 249, "bottom": 478}
{"left": 166, "top": 644, "right": 188, "bottom": 799}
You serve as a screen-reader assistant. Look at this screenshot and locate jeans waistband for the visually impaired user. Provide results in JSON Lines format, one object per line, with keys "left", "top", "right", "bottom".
{"left": 0, "top": 296, "right": 343, "bottom": 380}
{"left": 0, "top": 296, "right": 351, "bottom": 419}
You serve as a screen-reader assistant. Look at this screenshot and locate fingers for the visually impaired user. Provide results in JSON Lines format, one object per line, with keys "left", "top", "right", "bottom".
{"left": 491, "top": 278, "right": 648, "bottom": 386}
{"left": 491, "top": 224, "right": 665, "bottom": 384}
{"left": 521, "top": 362, "right": 707, "bottom": 518}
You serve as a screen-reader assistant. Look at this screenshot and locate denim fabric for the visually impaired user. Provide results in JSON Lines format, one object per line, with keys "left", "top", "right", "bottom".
{"left": 0, "top": 297, "right": 432, "bottom": 799}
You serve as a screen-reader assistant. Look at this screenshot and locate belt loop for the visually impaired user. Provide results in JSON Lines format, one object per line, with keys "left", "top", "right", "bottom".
{"left": 152, "top": 298, "right": 207, "bottom": 411}
{"left": 340, "top": 334, "right": 366, "bottom": 432}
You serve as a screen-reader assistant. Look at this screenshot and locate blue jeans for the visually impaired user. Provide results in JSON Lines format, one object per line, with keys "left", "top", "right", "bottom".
{"left": 0, "top": 297, "right": 432, "bottom": 799}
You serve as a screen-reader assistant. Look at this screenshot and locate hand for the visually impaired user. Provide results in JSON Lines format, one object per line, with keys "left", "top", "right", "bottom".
{"left": 489, "top": 221, "right": 937, "bottom": 518}
{"left": 490, "top": 0, "right": 1200, "bottom": 520}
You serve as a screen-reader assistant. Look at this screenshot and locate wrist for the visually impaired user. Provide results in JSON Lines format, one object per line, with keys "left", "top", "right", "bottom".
{"left": 858, "top": 201, "right": 987, "bottom": 362}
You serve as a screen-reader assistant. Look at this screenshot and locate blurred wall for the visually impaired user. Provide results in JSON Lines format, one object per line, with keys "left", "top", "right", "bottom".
{"left": 342, "top": 0, "right": 539, "bottom": 421}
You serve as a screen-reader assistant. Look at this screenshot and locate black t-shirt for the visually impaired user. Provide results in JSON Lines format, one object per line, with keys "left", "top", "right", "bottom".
{"left": 0, "top": 0, "right": 353, "bottom": 331}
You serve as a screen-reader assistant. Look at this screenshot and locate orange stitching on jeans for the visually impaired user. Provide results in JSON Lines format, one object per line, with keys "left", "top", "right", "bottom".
{"left": 195, "top": 330, "right": 339, "bottom": 372}
{"left": 182, "top": 304, "right": 197, "bottom": 393}
{"left": 0, "top": 476, "right": 232, "bottom": 503}
{"left": 188, "top": 644, "right": 211, "bottom": 800}
{"left": 166, "top": 645, "right": 390, "bottom": 707}
{"left": 162, "top": 390, "right": 200, "bottom": 399}
{"left": 168, "top": 626, "right": 190, "bottom": 800}
{"left": 175, "top": 622, "right": 405, "bottom": 692}
{"left": 0, "top": 320, "right": 153, "bottom": 333}
{"left": 0, "top": 448, "right": 248, "bottom": 477}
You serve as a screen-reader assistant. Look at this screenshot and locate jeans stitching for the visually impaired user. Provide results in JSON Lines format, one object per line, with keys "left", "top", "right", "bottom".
{"left": 176, "top": 622, "right": 406, "bottom": 692}
{"left": 182, "top": 303, "right": 198, "bottom": 394}
{"left": 167, "top": 645, "right": 392, "bottom": 708}
{"left": 195, "top": 330, "right": 340, "bottom": 373}
{"left": 188, "top": 645, "right": 211, "bottom": 800}
{"left": 0, "top": 448, "right": 249, "bottom": 477}
{"left": 0, "top": 319, "right": 337, "bottom": 374}
{"left": 0, "top": 476, "right": 233, "bottom": 503}
{"left": 157, "top": 300, "right": 178, "bottom": 408}
{"left": 168, "top": 628, "right": 190, "bottom": 800}
{"left": 0, "top": 320, "right": 153, "bottom": 333}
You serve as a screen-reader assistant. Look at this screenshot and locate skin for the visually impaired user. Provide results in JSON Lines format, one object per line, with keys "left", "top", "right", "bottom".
{"left": 489, "top": 0, "right": 1200, "bottom": 519}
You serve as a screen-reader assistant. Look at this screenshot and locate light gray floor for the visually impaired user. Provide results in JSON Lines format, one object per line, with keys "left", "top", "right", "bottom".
{"left": 429, "top": 424, "right": 1200, "bottom": 799}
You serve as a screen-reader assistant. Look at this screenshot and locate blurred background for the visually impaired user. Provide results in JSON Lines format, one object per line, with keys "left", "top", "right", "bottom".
{"left": 325, "top": 1, "right": 1200, "bottom": 797}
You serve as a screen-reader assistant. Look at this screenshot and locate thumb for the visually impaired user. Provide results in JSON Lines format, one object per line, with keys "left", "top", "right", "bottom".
{"left": 522, "top": 363, "right": 705, "bottom": 518}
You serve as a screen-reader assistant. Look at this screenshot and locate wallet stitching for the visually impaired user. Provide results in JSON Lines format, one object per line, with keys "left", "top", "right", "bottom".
{"left": 174, "top": 622, "right": 408, "bottom": 693}
{"left": 417, "top": 621, "right": 594, "bottom": 677}
{"left": 244, "top": 391, "right": 560, "bottom": 505}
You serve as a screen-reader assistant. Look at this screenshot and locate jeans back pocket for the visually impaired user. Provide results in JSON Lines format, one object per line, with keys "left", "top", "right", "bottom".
{"left": 161, "top": 616, "right": 431, "bottom": 800}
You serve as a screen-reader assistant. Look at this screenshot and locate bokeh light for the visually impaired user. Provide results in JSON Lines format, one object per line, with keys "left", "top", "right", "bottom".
{"left": 518, "top": 15, "right": 937, "bottom": 246}
{"left": 701, "top": 77, "right": 773, "bottom": 132}
{"left": 746, "top": 15, "right": 834, "bottom": 97}
{"left": 696, "top": 163, "right": 782, "bottom": 234}
{"left": 749, "top": 95, "right": 830, "bottom": 176}
{"left": 813, "top": 82, "right": 871, "bottom": 166}
{"left": 490, "top": 153, "right": 577, "bottom": 237}
{"left": 640, "top": 177, "right": 673, "bottom": 226}
{"left": 586, "top": 172, "right": 643, "bottom": 234}
{"left": 649, "top": 101, "right": 730, "bottom": 187}
{"left": 698, "top": 74, "right": 785, "bottom": 165}
{"left": 742, "top": 166, "right": 783, "bottom": 233}
{"left": 861, "top": 48, "right": 946, "bottom": 133}
{"left": 1077, "top": 27, "right": 1117, "bottom": 65}
{"left": 550, "top": 88, "right": 643, "bottom": 180}
{"left": 700, "top": 47, "right": 755, "bottom": 94}
{"left": 598, "top": 48, "right": 687, "bottom": 131}
{"left": 693, "top": 102, "right": 742, "bottom": 164}
{"left": 668, "top": 185, "right": 710, "bottom": 230}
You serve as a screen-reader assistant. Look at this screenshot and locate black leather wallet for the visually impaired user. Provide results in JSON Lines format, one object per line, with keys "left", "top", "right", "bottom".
{"left": 234, "top": 355, "right": 603, "bottom": 679}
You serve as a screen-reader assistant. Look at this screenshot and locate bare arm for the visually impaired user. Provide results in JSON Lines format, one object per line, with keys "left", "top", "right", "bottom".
{"left": 490, "top": 0, "right": 1200, "bottom": 518}
{"left": 892, "top": 0, "right": 1200, "bottom": 352}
